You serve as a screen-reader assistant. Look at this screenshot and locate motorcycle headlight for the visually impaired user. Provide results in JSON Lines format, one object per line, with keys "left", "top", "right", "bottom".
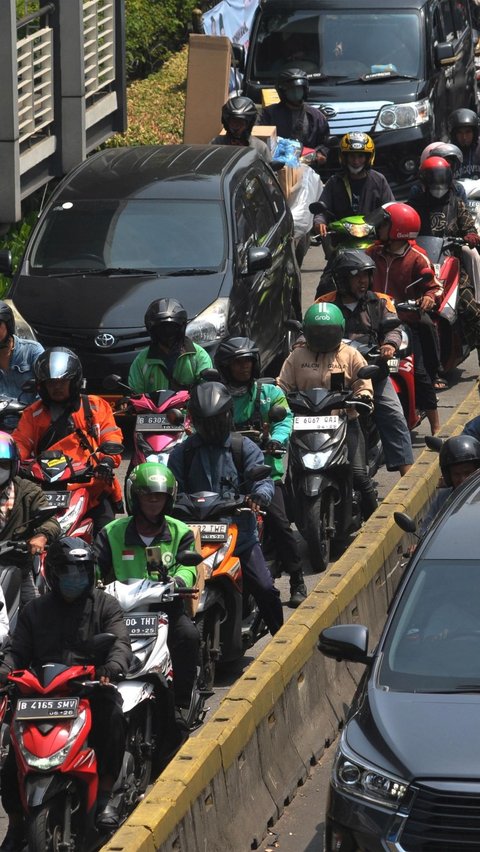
{"left": 58, "top": 495, "right": 85, "bottom": 534}
{"left": 343, "top": 222, "right": 374, "bottom": 238}
{"left": 15, "top": 709, "right": 87, "bottom": 770}
{"left": 376, "top": 98, "right": 430, "bottom": 130}
{"left": 202, "top": 535, "right": 234, "bottom": 578}
{"left": 333, "top": 736, "right": 408, "bottom": 810}
{"left": 186, "top": 297, "right": 229, "bottom": 345}
{"left": 303, "top": 451, "right": 333, "bottom": 469}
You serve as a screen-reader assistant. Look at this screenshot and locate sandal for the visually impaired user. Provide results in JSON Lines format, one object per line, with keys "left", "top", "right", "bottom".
{"left": 433, "top": 378, "right": 449, "bottom": 390}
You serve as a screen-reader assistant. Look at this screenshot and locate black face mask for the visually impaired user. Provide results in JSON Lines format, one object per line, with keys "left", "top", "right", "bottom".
{"left": 194, "top": 411, "right": 232, "bottom": 446}
{"left": 150, "top": 324, "right": 185, "bottom": 349}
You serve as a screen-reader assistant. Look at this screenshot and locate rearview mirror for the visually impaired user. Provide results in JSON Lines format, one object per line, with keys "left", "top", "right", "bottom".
{"left": 318, "top": 624, "right": 370, "bottom": 665}
{"left": 98, "top": 441, "right": 124, "bottom": 455}
{"left": 269, "top": 405, "right": 287, "bottom": 423}
{"left": 435, "top": 41, "right": 455, "bottom": 66}
{"left": 103, "top": 374, "right": 131, "bottom": 393}
{"left": 424, "top": 435, "right": 443, "bottom": 453}
{"left": 248, "top": 464, "right": 271, "bottom": 481}
{"left": 357, "top": 365, "right": 380, "bottom": 380}
{"left": 309, "top": 200, "right": 330, "bottom": 217}
{"left": 177, "top": 550, "right": 204, "bottom": 567}
{"left": 246, "top": 246, "right": 272, "bottom": 276}
{"left": 394, "top": 511, "right": 417, "bottom": 534}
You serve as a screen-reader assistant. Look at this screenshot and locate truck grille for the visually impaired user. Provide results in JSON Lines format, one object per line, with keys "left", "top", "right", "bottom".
{"left": 313, "top": 100, "right": 389, "bottom": 134}
{"left": 401, "top": 785, "right": 480, "bottom": 850}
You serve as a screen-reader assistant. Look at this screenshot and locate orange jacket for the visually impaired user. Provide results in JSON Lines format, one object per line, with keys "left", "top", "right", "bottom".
{"left": 13, "top": 395, "right": 124, "bottom": 507}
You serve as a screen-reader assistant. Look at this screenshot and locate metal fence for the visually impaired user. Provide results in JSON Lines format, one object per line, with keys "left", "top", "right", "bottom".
{"left": 0, "top": 0, "right": 126, "bottom": 224}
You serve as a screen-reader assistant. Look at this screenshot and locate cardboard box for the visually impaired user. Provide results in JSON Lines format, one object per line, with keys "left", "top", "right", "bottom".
{"left": 219, "top": 125, "right": 278, "bottom": 155}
{"left": 277, "top": 165, "right": 303, "bottom": 198}
{"left": 183, "top": 35, "right": 232, "bottom": 144}
{"left": 185, "top": 526, "right": 205, "bottom": 618}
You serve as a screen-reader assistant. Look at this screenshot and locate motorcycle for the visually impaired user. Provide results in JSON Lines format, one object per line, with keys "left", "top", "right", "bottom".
{"left": 173, "top": 464, "right": 272, "bottom": 690}
{"left": 103, "top": 546, "right": 209, "bottom": 738}
{"left": 285, "top": 384, "right": 372, "bottom": 572}
{"left": 4, "top": 635, "right": 132, "bottom": 851}
{"left": 103, "top": 375, "right": 190, "bottom": 475}
{"left": 19, "top": 440, "right": 124, "bottom": 546}
{"left": 0, "top": 392, "right": 29, "bottom": 433}
{"left": 459, "top": 177, "right": 480, "bottom": 231}
{"left": 309, "top": 200, "right": 376, "bottom": 297}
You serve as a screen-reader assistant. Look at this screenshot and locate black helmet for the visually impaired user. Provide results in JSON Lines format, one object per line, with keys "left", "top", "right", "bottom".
{"left": 0, "top": 301, "right": 15, "bottom": 340}
{"left": 188, "top": 381, "right": 233, "bottom": 445}
{"left": 34, "top": 347, "right": 83, "bottom": 407}
{"left": 331, "top": 249, "right": 376, "bottom": 295}
{"left": 448, "top": 108, "right": 480, "bottom": 145}
{"left": 214, "top": 336, "right": 261, "bottom": 386}
{"left": 276, "top": 67, "right": 309, "bottom": 104}
{"left": 439, "top": 435, "right": 480, "bottom": 487}
{"left": 221, "top": 96, "right": 258, "bottom": 138}
{"left": 45, "top": 536, "right": 95, "bottom": 601}
{"left": 144, "top": 298, "right": 187, "bottom": 348}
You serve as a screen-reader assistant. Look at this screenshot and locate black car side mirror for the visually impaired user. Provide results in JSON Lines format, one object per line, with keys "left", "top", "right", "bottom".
{"left": 394, "top": 511, "right": 417, "bottom": 535}
{"left": 434, "top": 41, "right": 455, "bottom": 66}
{"left": 424, "top": 435, "right": 443, "bottom": 453}
{"left": 318, "top": 624, "right": 371, "bottom": 665}
{"left": 245, "top": 246, "right": 272, "bottom": 276}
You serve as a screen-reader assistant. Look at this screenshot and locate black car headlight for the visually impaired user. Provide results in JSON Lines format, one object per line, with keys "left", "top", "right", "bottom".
{"left": 333, "top": 735, "right": 408, "bottom": 810}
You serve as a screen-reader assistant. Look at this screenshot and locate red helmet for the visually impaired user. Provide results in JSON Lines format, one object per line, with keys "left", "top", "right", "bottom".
{"left": 419, "top": 156, "right": 452, "bottom": 198}
{"left": 366, "top": 202, "right": 420, "bottom": 241}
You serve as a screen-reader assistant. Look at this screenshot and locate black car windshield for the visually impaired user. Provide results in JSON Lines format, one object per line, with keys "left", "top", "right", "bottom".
{"left": 379, "top": 559, "right": 480, "bottom": 692}
{"left": 252, "top": 10, "right": 422, "bottom": 81}
{"left": 28, "top": 199, "right": 226, "bottom": 273}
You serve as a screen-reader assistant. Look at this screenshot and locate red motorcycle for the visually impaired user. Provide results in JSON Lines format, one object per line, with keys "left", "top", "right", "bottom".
{"left": 6, "top": 652, "right": 122, "bottom": 850}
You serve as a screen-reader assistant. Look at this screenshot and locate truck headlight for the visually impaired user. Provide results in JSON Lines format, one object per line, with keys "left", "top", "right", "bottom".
{"left": 376, "top": 98, "right": 430, "bottom": 130}
{"left": 186, "top": 298, "right": 229, "bottom": 344}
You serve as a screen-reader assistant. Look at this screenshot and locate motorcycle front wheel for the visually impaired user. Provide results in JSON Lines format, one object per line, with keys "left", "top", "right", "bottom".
{"left": 27, "top": 797, "right": 76, "bottom": 852}
{"left": 196, "top": 608, "right": 221, "bottom": 692}
{"left": 304, "top": 493, "right": 334, "bottom": 572}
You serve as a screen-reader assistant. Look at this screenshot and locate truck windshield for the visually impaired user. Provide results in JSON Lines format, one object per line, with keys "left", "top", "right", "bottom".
{"left": 252, "top": 10, "right": 422, "bottom": 82}
{"left": 28, "top": 199, "right": 226, "bottom": 274}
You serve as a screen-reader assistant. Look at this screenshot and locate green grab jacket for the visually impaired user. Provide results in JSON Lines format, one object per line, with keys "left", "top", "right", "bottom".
{"left": 128, "top": 338, "right": 212, "bottom": 393}
{"left": 231, "top": 382, "right": 293, "bottom": 481}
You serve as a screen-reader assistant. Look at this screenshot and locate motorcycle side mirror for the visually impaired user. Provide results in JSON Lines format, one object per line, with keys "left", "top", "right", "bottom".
{"left": 98, "top": 441, "right": 124, "bottom": 455}
{"left": 424, "top": 435, "right": 443, "bottom": 453}
{"left": 103, "top": 374, "right": 132, "bottom": 393}
{"left": 90, "top": 633, "right": 116, "bottom": 664}
{"left": 269, "top": 405, "right": 287, "bottom": 423}
{"left": 36, "top": 506, "right": 59, "bottom": 520}
{"left": 309, "top": 200, "right": 331, "bottom": 217}
{"left": 357, "top": 365, "right": 380, "bottom": 380}
{"left": 248, "top": 463, "right": 271, "bottom": 481}
{"left": 166, "top": 408, "right": 185, "bottom": 426}
{"left": 21, "top": 378, "right": 36, "bottom": 393}
{"left": 177, "top": 550, "right": 204, "bottom": 567}
{"left": 394, "top": 511, "right": 417, "bottom": 535}
{"left": 200, "top": 368, "right": 222, "bottom": 382}
{"left": 379, "top": 317, "right": 401, "bottom": 333}
{"left": 285, "top": 318, "right": 303, "bottom": 333}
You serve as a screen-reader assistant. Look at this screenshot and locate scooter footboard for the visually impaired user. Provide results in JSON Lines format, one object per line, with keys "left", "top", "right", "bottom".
{"left": 25, "top": 773, "right": 75, "bottom": 808}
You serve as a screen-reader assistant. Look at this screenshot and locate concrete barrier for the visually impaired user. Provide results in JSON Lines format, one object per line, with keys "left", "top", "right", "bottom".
{"left": 103, "top": 387, "right": 480, "bottom": 852}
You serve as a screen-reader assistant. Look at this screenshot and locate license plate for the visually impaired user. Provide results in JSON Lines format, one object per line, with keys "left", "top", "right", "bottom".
{"left": 293, "top": 415, "right": 340, "bottom": 430}
{"left": 124, "top": 613, "right": 158, "bottom": 637}
{"left": 44, "top": 492, "right": 71, "bottom": 509}
{"left": 387, "top": 358, "right": 400, "bottom": 371}
{"left": 135, "top": 413, "right": 182, "bottom": 432}
{"left": 16, "top": 697, "right": 79, "bottom": 720}
{"left": 190, "top": 522, "right": 228, "bottom": 542}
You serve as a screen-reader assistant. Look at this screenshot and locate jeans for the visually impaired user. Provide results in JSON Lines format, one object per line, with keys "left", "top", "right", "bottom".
{"left": 373, "top": 377, "right": 414, "bottom": 471}
{"left": 263, "top": 482, "right": 303, "bottom": 576}
{"left": 346, "top": 418, "right": 378, "bottom": 520}
{"left": 240, "top": 543, "right": 284, "bottom": 635}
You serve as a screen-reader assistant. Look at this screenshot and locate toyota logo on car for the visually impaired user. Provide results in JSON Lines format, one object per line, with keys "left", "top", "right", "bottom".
{"left": 95, "top": 333, "right": 116, "bottom": 348}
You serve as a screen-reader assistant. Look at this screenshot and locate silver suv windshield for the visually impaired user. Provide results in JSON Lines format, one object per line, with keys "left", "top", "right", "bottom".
{"left": 379, "top": 558, "right": 480, "bottom": 693}
{"left": 29, "top": 199, "right": 226, "bottom": 274}
{"left": 252, "top": 10, "right": 422, "bottom": 82}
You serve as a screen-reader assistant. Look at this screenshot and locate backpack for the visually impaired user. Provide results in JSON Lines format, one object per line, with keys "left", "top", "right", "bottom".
{"left": 182, "top": 431, "right": 245, "bottom": 482}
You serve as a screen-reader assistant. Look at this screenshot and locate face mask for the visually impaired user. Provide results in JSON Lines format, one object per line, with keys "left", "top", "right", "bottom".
{"left": 58, "top": 573, "right": 90, "bottom": 601}
{"left": 429, "top": 186, "right": 449, "bottom": 198}
{"left": 0, "top": 468, "right": 10, "bottom": 486}
{"left": 285, "top": 88, "right": 304, "bottom": 105}
{"left": 347, "top": 163, "right": 365, "bottom": 175}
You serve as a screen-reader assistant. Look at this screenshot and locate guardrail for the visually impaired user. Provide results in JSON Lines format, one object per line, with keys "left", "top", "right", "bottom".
{"left": 0, "top": 0, "right": 126, "bottom": 224}
{"left": 102, "top": 385, "right": 480, "bottom": 852}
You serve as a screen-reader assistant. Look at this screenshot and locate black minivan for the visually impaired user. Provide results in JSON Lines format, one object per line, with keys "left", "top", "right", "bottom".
{"left": 241, "top": 0, "right": 477, "bottom": 192}
{"left": 4, "top": 145, "right": 301, "bottom": 390}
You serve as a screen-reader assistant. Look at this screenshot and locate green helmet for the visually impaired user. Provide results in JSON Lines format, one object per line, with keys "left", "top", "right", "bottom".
{"left": 303, "top": 302, "right": 345, "bottom": 353}
{"left": 126, "top": 462, "right": 178, "bottom": 515}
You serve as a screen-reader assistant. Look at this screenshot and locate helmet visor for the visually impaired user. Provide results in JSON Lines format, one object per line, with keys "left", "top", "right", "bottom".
{"left": 304, "top": 326, "right": 343, "bottom": 353}
{"left": 43, "top": 351, "right": 76, "bottom": 380}
{"left": 194, "top": 411, "right": 232, "bottom": 445}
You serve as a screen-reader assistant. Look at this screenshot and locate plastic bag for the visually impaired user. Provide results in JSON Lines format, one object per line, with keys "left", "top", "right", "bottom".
{"left": 288, "top": 165, "right": 323, "bottom": 238}
{"left": 273, "top": 137, "right": 302, "bottom": 167}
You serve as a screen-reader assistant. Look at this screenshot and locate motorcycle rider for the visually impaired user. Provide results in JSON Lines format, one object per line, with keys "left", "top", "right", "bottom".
{"left": 365, "top": 201, "right": 441, "bottom": 434}
{"left": 211, "top": 96, "right": 272, "bottom": 162}
{"left": 316, "top": 249, "right": 414, "bottom": 475}
{"left": 448, "top": 108, "right": 480, "bottom": 180}
{"left": 0, "top": 537, "right": 132, "bottom": 846}
{"left": 95, "top": 461, "right": 201, "bottom": 712}
{"left": 12, "top": 347, "right": 124, "bottom": 533}
{"left": 168, "top": 382, "right": 284, "bottom": 635}
{"left": 0, "top": 301, "right": 44, "bottom": 406}
{"left": 408, "top": 156, "right": 480, "bottom": 363}
{"left": 277, "top": 302, "right": 378, "bottom": 520}
{"left": 257, "top": 68, "right": 331, "bottom": 171}
{"left": 408, "top": 142, "right": 467, "bottom": 203}
{"left": 128, "top": 297, "right": 212, "bottom": 394}
{"left": 0, "top": 585, "right": 8, "bottom": 643}
{"left": 0, "top": 431, "right": 60, "bottom": 606}
{"left": 214, "top": 337, "right": 307, "bottom": 607}
{"left": 313, "top": 132, "right": 394, "bottom": 236}
{"left": 419, "top": 435, "right": 480, "bottom": 537}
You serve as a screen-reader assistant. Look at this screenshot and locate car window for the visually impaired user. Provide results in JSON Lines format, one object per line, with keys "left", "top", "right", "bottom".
{"left": 28, "top": 199, "right": 226, "bottom": 272}
{"left": 379, "top": 558, "right": 480, "bottom": 692}
{"left": 240, "top": 175, "right": 277, "bottom": 244}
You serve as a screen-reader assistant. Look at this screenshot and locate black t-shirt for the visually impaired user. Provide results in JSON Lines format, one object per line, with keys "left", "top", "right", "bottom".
{"left": 350, "top": 177, "right": 368, "bottom": 213}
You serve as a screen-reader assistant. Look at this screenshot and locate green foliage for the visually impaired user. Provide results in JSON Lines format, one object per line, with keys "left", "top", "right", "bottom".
{"left": 106, "top": 48, "right": 188, "bottom": 146}
{"left": 125, "top": 0, "right": 199, "bottom": 79}
{"left": 0, "top": 212, "right": 37, "bottom": 297}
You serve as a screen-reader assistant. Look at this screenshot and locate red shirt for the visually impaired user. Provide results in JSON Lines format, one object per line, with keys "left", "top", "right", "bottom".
{"left": 366, "top": 241, "right": 440, "bottom": 304}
